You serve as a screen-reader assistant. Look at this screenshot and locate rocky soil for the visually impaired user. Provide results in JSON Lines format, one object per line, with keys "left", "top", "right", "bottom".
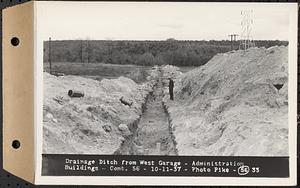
{"left": 162, "top": 46, "right": 289, "bottom": 156}
{"left": 43, "top": 70, "right": 157, "bottom": 154}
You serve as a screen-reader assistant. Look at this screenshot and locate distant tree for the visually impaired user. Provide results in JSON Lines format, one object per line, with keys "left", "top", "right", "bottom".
{"left": 111, "top": 51, "right": 123, "bottom": 64}
{"left": 136, "top": 52, "right": 156, "bottom": 66}
{"left": 154, "top": 55, "right": 166, "bottom": 65}
{"left": 166, "top": 38, "right": 177, "bottom": 41}
{"left": 44, "top": 39, "right": 288, "bottom": 66}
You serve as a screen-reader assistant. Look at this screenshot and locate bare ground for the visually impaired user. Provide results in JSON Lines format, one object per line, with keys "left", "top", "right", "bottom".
{"left": 115, "top": 70, "right": 177, "bottom": 155}
{"left": 162, "top": 46, "right": 289, "bottom": 156}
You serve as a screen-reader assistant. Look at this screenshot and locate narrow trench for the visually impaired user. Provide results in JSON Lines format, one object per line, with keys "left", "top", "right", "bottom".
{"left": 115, "top": 73, "right": 178, "bottom": 155}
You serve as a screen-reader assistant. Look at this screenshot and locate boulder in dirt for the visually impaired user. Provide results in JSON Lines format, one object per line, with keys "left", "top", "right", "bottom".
{"left": 86, "top": 106, "right": 97, "bottom": 113}
{"left": 102, "top": 124, "right": 112, "bottom": 132}
{"left": 46, "top": 113, "right": 54, "bottom": 119}
{"left": 120, "top": 96, "right": 133, "bottom": 107}
{"left": 118, "top": 123, "right": 129, "bottom": 131}
{"left": 118, "top": 124, "right": 132, "bottom": 136}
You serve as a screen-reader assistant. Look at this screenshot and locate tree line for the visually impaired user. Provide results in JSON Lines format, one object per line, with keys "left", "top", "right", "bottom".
{"left": 44, "top": 39, "right": 288, "bottom": 67}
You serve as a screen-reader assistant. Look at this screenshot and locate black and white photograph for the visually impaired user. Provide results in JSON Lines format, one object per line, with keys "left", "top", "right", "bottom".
{"left": 36, "top": 1, "right": 297, "bottom": 185}
{"left": 43, "top": 3, "right": 291, "bottom": 157}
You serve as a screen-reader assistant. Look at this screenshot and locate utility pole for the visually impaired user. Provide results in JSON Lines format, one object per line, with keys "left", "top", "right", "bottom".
{"left": 82, "top": 39, "right": 90, "bottom": 64}
{"left": 228, "top": 34, "right": 238, "bottom": 50}
{"left": 81, "top": 40, "right": 83, "bottom": 63}
{"left": 49, "top": 37, "right": 52, "bottom": 74}
{"left": 87, "top": 40, "right": 90, "bottom": 63}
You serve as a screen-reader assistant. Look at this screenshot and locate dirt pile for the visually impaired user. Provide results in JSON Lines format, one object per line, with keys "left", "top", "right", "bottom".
{"left": 163, "top": 46, "right": 288, "bottom": 156}
{"left": 43, "top": 71, "right": 156, "bottom": 154}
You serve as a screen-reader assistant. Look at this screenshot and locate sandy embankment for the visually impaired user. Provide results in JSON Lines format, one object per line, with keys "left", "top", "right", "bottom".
{"left": 163, "top": 46, "right": 288, "bottom": 156}
{"left": 43, "top": 69, "right": 158, "bottom": 154}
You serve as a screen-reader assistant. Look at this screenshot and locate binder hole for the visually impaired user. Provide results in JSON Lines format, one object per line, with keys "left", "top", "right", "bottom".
{"left": 11, "top": 37, "right": 20, "bottom": 46}
{"left": 12, "top": 140, "right": 20, "bottom": 149}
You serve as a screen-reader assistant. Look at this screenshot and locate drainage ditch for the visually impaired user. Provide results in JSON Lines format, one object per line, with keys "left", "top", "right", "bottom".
{"left": 114, "top": 73, "right": 178, "bottom": 155}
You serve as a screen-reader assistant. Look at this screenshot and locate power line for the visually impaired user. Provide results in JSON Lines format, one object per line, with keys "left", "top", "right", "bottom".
{"left": 228, "top": 34, "right": 238, "bottom": 50}
{"left": 49, "top": 37, "right": 52, "bottom": 74}
{"left": 239, "top": 10, "right": 255, "bottom": 50}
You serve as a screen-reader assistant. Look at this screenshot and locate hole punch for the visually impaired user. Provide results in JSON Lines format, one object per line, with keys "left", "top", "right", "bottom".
{"left": 11, "top": 37, "right": 20, "bottom": 46}
{"left": 12, "top": 140, "right": 21, "bottom": 149}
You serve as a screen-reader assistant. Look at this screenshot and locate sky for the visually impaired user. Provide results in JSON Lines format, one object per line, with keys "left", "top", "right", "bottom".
{"left": 37, "top": 2, "right": 296, "bottom": 41}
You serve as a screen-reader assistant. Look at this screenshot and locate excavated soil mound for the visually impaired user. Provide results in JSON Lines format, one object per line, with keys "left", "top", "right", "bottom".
{"left": 163, "top": 46, "right": 288, "bottom": 156}
{"left": 43, "top": 72, "right": 155, "bottom": 154}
